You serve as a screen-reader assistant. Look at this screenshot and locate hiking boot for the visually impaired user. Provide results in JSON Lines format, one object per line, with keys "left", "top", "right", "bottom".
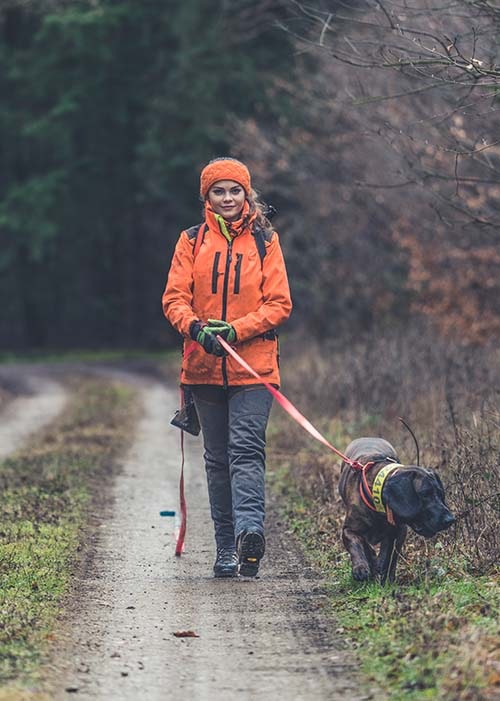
{"left": 237, "top": 531, "right": 265, "bottom": 577}
{"left": 213, "top": 548, "right": 239, "bottom": 578}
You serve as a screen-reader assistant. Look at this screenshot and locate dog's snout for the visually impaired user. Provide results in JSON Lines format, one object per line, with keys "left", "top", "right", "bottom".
{"left": 423, "top": 507, "right": 455, "bottom": 536}
{"left": 442, "top": 511, "right": 455, "bottom": 529}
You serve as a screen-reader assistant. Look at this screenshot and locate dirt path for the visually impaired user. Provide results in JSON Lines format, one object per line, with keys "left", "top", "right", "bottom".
{"left": 2, "top": 364, "right": 364, "bottom": 700}
{"left": 0, "top": 364, "right": 68, "bottom": 459}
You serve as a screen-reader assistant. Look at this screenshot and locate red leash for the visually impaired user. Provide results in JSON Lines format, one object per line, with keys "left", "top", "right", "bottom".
{"left": 216, "top": 336, "right": 366, "bottom": 469}
{"left": 175, "top": 429, "right": 187, "bottom": 556}
{"left": 217, "top": 340, "right": 397, "bottom": 524}
{"left": 174, "top": 352, "right": 197, "bottom": 557}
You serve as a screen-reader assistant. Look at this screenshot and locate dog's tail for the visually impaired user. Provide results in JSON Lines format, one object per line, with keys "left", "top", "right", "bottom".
{"left": 399, "top": 417, "right": 420, "bottom": 465}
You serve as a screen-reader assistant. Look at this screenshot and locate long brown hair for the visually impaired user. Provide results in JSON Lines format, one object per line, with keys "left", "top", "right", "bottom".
{"left": 246, "top": 188, "right": 274, "bottom": 233}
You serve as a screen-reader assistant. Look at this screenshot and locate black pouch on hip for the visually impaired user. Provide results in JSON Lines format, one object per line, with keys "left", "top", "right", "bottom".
{"left": 170, "top": 386, "right": 201, "bottom": 436}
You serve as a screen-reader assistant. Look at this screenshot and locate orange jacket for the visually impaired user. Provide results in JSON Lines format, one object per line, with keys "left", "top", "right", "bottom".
{"left": 162, "top": 210, "right": 292, "bottom": 386}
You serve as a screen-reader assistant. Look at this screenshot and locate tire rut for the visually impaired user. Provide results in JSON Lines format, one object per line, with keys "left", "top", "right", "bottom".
{"left": 0, "top": 364, "right": 68, "bottom": 459}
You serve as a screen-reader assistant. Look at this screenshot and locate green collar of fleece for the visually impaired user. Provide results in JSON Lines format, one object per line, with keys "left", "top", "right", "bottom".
{"left": 214, "top": 213, "right": 233, "bottom": 243}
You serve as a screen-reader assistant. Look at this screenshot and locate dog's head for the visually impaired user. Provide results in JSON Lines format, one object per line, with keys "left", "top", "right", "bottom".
{"left": 382, "top": 466, "right": 455, "bottom": 537}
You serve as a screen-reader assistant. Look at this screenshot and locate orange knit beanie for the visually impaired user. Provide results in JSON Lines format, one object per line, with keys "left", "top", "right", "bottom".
{"left": 200, "top": 158, "right": 251, "bottom": 198}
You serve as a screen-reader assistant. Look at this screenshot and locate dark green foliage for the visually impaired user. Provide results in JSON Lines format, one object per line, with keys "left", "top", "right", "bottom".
{"left": 0, "top": 0, "right": 295, "bottom": 349}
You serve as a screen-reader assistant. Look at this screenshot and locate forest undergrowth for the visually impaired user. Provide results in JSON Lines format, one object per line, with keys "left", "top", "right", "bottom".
{"left": 268, "top": 324, "right": 499, "bottom": 699}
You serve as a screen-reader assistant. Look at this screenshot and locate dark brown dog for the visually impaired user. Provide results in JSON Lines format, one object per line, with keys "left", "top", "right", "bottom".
{"left": 338, "top": 437, "right": 455, "bottom": 584}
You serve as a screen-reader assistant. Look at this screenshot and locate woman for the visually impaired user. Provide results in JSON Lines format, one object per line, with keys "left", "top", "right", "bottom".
{"left": 162, "top": 157, "right": 292, "bottom": 578}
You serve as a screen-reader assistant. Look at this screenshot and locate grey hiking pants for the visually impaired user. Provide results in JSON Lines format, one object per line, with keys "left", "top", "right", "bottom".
{"left": 190, "top": 384, "right": 273, "bottom": 550}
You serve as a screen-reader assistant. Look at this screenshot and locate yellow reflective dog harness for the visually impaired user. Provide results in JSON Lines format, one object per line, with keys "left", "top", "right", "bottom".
{"left": 371, "top": 463, "right": 404, "bottom": 513}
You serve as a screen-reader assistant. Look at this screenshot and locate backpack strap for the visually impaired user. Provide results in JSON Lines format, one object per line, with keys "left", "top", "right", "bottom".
{"left": 186, "top": 223, "right": 207, "bottom": 260}
{"left": 185, "top": 224, "right": 201, "bottom": 240}
{"left": 252, "top": 224, "right": 273, "bottom": 267}
{"left": 252, "top": 225, "right": 277, "bottom": 339}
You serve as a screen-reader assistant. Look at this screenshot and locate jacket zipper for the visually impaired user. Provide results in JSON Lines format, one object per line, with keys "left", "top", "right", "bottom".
{"left": 221, "top": 239, "right": 232, "bottom": 388}
{"left": 211, "top": 252, "right": 221, "bottom": 294}
{"left": 233, "top": 253, "right": 243, "bottom": 294}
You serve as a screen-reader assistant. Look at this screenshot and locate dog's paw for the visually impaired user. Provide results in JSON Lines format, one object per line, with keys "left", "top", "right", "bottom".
{"left": 352, "top": 564, "right": 371, "bottom": 581}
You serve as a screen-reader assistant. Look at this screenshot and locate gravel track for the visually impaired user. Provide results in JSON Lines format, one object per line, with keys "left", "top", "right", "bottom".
{"left": 1, "top": 364, "right": 363, "bottom": 700}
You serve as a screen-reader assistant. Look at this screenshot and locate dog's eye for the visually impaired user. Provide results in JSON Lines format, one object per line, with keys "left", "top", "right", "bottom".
{"left": 420, "top": 486, "right": 434, "bottom": 498}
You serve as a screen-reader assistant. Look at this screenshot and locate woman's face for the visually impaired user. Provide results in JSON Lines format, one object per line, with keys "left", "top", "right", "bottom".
{"left": 207, "top": 180, "right": 246, "bottom": 221}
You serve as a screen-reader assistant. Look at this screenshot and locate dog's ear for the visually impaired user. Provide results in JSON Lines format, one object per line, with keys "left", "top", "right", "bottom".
{"left": 383, "top": 471, "right": 421, "bottom": 519}
{"left": 428, "top": 469, "right": 445, "bottom": 500}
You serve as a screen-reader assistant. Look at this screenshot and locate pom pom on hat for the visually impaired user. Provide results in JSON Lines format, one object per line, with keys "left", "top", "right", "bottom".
{"left": 200, "top": 158, "right": 251, "bottom": 198}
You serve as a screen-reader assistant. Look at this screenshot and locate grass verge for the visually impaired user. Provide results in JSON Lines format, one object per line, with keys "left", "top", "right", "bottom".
{"left": 0, "top": 376, "right": 139, "bottom": 697}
